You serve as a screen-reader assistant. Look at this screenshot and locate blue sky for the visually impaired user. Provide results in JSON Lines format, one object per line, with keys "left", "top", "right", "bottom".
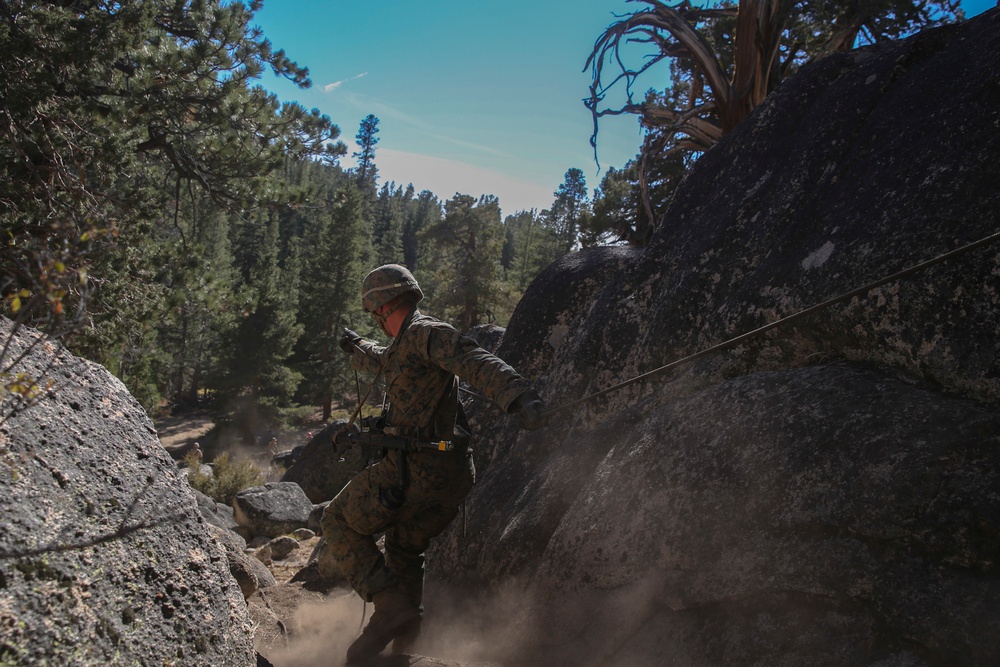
{"left": 253, "top": 0, "right": 996, "bottom": 216}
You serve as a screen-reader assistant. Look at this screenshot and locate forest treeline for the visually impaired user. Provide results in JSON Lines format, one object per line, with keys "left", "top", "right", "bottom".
{"left": 0, "top": 0, "right": 595, "bottom": 444}
{"left": 1, "top": 0, "right": 965, "bottom": 445}
{"left": 128, "top": 146, "right": 596, "bottom": 439}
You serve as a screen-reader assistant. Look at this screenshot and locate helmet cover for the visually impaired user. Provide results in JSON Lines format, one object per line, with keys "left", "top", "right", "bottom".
{"left": 361, "top": 264, "right": 423, "bottom": 313}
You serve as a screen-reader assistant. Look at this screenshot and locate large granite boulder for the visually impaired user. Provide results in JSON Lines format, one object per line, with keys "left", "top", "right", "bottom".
{"left": 429, "top": 10, "right": 1000, "bottom": 667}
{"left": 0, "top": 318, "right": 255, "bottom": 665}
{"left": 232, "top": 482, "right": 315, "bottom": 539}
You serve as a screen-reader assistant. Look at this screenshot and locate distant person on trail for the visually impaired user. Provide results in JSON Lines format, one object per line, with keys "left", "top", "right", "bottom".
{"left": 322, "top": 263, "right": 548, "bottom": 663}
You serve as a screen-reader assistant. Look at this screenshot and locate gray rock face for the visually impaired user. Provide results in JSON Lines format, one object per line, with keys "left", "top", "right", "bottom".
{"left": 194, "top": 486, "right": 242, "bottom": 533}
{"left": 524, "top": 364, "right": 1000, "bottom": 666}
{"left": 429, "top": 11, "right": 1000, "bottom": 667}
{"left": 232, "top": 482, "right": 314, "bottom": 538}
{"left": 207, "top": 523, "right": 275, "bottom": 601}
{"left": 0, "top": 318, "right": 254, "bottom": 666}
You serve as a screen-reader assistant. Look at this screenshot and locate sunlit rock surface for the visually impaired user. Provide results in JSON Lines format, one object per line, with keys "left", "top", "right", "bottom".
{"left": 0, "top": 318, "right": 255, "bottom": 666}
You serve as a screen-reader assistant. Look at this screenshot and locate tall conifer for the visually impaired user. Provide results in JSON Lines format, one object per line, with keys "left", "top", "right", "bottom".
{"left": 296, "top": 181, "right": 371, "bottom": 421}
{"left": 211, "top": 213, "right": 303, "bottom": 442}
{"left": 421, "top": 195, "right": 505, "bottom": 330}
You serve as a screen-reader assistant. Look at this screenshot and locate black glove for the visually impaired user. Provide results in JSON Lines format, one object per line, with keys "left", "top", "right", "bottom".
{"left": 330, "top": 422, "right": 359, "bottom": 459}
{"left": 511, "top": 389, "right": 549, "bottom": 431}
{"left": 339, "top": 328, "right": 361, "bottom": 354}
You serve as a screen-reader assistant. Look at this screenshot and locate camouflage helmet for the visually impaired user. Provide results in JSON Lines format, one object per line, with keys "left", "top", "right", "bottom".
{"left": 361, "top": 264, "right": 423, "bottom": 313}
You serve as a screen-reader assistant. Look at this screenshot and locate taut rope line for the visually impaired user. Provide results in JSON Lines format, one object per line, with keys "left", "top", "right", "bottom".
{"left": 543, "top": 230, "right": 1000, "bottom": 419}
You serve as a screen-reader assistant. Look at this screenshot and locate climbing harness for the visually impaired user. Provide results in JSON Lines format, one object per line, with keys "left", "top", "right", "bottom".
{"left": 541, "top": 229, "right": 1000, "bottom": 420}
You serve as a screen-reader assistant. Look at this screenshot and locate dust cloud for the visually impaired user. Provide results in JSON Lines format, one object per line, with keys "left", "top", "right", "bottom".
{"left": 261, "top": 582, "right": 545, "bottom": 666}
{"left": 262, "top": 594, "right": 364, "bottom": 666}
{"left": 413, "top": 581, "right": 543, "bottom": 665}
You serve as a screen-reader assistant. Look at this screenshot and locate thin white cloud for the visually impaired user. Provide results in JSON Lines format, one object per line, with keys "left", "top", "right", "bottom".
{"left": 375, "top": 149, "right": 553, "bottom": 216}
{"left": 338, "top": 95, "right": 515, "bottom": 160}
{"left": 324, "top": 72, "right": 368, "bottom": 93}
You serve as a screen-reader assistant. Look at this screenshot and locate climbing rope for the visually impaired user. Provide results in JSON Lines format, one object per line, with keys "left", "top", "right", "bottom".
{"left": 542, "top": 229, "right": 1000, "bottom": 419}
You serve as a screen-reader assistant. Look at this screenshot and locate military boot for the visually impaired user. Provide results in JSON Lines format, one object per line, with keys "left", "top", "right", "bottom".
{"left": 345, "top": 588, "right": 421, "bottom": 664}
{"left": 390, "top": 616, "right": 422, "bottom": 655}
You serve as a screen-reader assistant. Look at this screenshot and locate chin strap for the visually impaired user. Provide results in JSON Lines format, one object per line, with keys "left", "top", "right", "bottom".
{"left": 370, "top": 300, "right": 409, "bottom": 336}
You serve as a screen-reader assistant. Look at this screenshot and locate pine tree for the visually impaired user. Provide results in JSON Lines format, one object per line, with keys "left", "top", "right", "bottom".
{"left": 353, "top": 114, "right": 380, "bottom": 190}
{"left": 154, "top": 195, "right": 238, "bottom": 407}
{"left": 373, "top": 182, "right": 405, "bottom": 265}
{"left": 503, "top": 210, "right": 560, "bottom": 292}
{"left": 421, "top": 195, "right": 506, "bottom": 330}
{"left": 211, "top": 213, "right": 304, "bottom": 442}
{"left": 295, "top": 180, "right": 371, "bottom": 421}
{"left": 0, "top": 0, "right": 343, "bottom": 410}
{"left": 588, "top": 154, "right": 687, "bottom": 246}
{"left": 389, "top": 187, "right": 440, "bottom": 272}
{"left": 548, "top": 168, "right": 591, "bottom": 253}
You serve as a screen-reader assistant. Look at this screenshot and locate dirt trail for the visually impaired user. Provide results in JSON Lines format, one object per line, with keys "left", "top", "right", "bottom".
{"left": 154, "top": 410, "right": 215, "bottom": 449}
{"left": 154, "top": 407, "right": 332, "bottom": 454}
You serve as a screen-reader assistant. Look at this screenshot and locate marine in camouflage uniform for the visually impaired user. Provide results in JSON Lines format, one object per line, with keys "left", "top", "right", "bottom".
{"left": 321, "top": 264, "right": 546, "bottom": 663}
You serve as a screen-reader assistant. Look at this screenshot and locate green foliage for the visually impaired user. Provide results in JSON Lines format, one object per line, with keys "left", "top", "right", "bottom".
{"left": 502, "top": 210, "right": 560, "bottom": 292}
{"left": 154, "top": 199, "right": 239, "bottom": 406}
{"left": 587, "top": 0, "right": 964, "bottom": 242}
{"left": 0, "top": 0, "right": 343, "bottom": 424}
{"left": 210, "top": 213, "right": 304, "bottom": 441}
{"left": 402, "top": 188, "right": 442, "bottom": 272}
{"left": 374, "top": 182, "right": 406, "bottom": 264}
{"left": 294, "top": 177, "right": 372, "bottom": 421}
{"left": 421, "top": 195, "right": 507, "bottom": 330}
{"left": 548, "top": 168, "right": 592, "bottom": 253}
{"left": 587, "top": 153, "right": 688, "bottom": 246}
{"left": 187, "top": 451, "right": 264, "bottom": 506}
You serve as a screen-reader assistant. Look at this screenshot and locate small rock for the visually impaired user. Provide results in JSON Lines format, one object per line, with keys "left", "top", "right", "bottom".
{"left": 254, "top": 544, "right": 272, "bottom": 566}
{"left": 268, "top": 536, "right": 300, "bottom": 561}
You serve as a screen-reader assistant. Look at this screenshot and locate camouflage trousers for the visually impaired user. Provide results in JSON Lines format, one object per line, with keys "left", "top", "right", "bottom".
{"left": 321, "top": 448, "right": 475, "bottom": 605}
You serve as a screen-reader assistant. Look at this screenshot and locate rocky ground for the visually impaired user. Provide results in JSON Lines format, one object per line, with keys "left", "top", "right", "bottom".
{"left": 160, "top": 411, "right": 500, "bottom": 667}
{"left": 249, "top": 538, "right": 502, "bottom": 667}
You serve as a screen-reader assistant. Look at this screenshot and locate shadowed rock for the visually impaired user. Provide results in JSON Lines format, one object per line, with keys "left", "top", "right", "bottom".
{"left": 430, "top": 11, "right": 1000, "bottom": 667}
{"left": 281, "top": 419, "right": 361, "bottom": 502}
{"left": 207, "top": 522, "right": 275, "bottom": 600}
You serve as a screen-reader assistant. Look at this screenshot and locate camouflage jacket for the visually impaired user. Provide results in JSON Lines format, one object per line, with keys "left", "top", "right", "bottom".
{"left": 350, "top": 311, "right": 531, "bottom": 441}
